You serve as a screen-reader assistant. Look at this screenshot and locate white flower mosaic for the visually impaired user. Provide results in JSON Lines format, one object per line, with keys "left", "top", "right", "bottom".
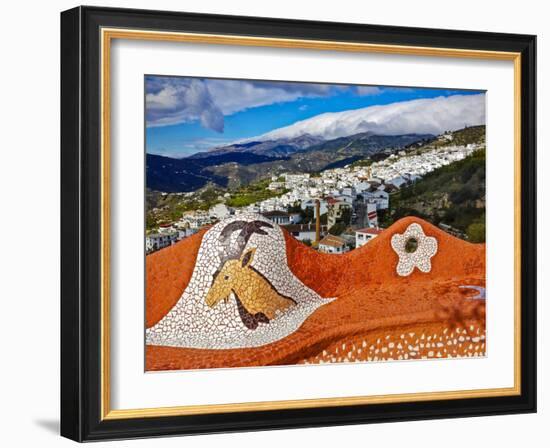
{"left": 390, "top": 223, "right": 438, "bottom": 277}
{"left": 146, "top": 213, "right": 335, "bottom": 349}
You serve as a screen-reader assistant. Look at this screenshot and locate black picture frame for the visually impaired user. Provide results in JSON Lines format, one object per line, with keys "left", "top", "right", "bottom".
{"left": 61, "top": 6, "right": 536, "bottom": 442}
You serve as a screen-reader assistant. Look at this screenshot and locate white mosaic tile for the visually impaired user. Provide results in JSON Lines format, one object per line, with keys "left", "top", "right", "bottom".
{"left": 146, "top": 213, "right": 335, "bottom": 349}
{"left": 391, "top": 222, "right": 438, "bottom": 276}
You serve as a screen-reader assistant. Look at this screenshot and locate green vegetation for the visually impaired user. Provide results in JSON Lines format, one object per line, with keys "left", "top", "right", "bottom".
{"left": 146, "top": 126, "right": 487, "bottom": 240}
{"left": 146, "top": 178, "right": 289, "bottom": 231}
{"left": 328, "top": 208, "right": 352, "bottom": 235}
{"left": 146, "top": 196, "right": 211, "bottom": 231}
{"left": 328, "top": 222, "right": 346, "bottom": 235}
{"left": 199, "top": 188, "right": 220, "bottom": 203}
{"left": 348, "top": 126, "right": 485, "bottom": 170}
{"left": 382, "top": 147, "right": 486, "bottom": 242}
{"left": 289, "top": 204, "right": 327, "bottom": 225}
{"left": 226, "top": 179, "right": 289, "bottom": 207}
{"left": 467, "top": 221, "right": 486, "bottom": 243}
{"left": 437, "top": 125, "right": 485, "bottom": 147}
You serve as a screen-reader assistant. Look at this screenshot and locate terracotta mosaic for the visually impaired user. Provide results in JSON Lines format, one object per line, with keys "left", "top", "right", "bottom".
{"left": 300, "top": 323, "right": 486, "bottom": 364}
{"left": 146, "top": 213, "right": 335, "bottom": 349}
{"left": 145, "top": 216, "right": 486, "bottom": 371}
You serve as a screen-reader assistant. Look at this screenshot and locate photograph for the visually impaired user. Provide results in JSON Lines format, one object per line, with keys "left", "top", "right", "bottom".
{"left": 144, "top": 77, "right": 487, "bottom": 371}
{"left": 56, "top": 5, "right": 538, "bottom": 441}
{"left": 0, "top": 0, "right": 545, "bottom": 443}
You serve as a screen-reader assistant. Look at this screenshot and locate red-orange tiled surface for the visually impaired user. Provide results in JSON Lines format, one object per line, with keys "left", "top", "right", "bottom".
{"left": 146, "top": 217, "right": 485, "bottom": 371}
{"left": 145, "top": 228, "right": 207, "bottom": 328}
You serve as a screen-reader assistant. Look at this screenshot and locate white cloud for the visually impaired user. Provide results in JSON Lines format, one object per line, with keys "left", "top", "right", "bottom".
{"left": 355, "top": 86, "right": 382, "bottom": 96}
{"left": 145, "top": 77, "right": 346, "bottom": 130}
{"left": 146, "top": 78, "right": 224, "bottom": 132}
{"left": 204, "top": 80, "right": 336, "bottom": 115}
{"left": 252, "top": 94, "right": 485, "bottom": 141}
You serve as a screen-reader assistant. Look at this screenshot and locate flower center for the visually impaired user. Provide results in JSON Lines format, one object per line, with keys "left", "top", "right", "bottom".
{"left": 405, "top": 237, "right": 419, "bottom": 253}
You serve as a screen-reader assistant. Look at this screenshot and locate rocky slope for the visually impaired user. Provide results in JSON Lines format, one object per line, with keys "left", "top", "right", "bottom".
{"left": 147, "top": 132, "right": 433, "bottom": 192}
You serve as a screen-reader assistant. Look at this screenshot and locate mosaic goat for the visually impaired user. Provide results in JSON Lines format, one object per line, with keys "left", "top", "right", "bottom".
{"left": 205, "top": 247, "right": 296, "bottom": 330}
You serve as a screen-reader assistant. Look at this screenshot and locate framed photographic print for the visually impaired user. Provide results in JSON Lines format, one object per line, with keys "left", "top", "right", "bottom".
{"left": 60, "top": 6, "right": 537, "bottom": 441}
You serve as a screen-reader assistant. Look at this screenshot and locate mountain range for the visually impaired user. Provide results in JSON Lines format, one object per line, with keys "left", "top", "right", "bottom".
{"left": 189, "top": 134, "right": 325, "bottom": 159}
{"left": 147, "top": 94, "right": 486, "bottom": 193}
{"left": 147, "top": 132, "right": 433, "bottom": 193}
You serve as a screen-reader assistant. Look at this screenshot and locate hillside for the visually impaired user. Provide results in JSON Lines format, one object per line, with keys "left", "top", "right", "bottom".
{"left": 148, "top": 132, "right": 433, "bottom": 192}
{"left": 291, "top": 132, "right": 433, "bottom": 170}
{"left": 207, "top": 132, "right": 432, "bottom": 188}
{"left": 189, "top": 134, "right": 324, "bottom": 159}
{"left": 146, "top": 179, "right": 289, "bottom": 230}
{"left": 382, "top": 127, "right": 486, "bottom": 241}
{"left": 432, "top": 125, "right": 485, "bottom": 148}
{"left": 146, "top": 152, "right": 289, "bottom": 192}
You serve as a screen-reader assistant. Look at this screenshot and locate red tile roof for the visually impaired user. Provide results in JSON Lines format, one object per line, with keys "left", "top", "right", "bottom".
{"left": 356, "top": 227, "right": 384, "bottom": 235}
{"left": 319, "top": 234, "right": 346, "bottom": 247}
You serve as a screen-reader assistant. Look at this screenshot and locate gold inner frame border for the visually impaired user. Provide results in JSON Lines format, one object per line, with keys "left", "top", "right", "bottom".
{"left": 99, "top": 27, "right": 522, "bottom": 420}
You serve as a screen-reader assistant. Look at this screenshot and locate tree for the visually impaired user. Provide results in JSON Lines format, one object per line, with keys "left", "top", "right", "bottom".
{"left": 301, "top": 206, "right": 314, "bottom": 223}
{"left": 328, "top": 222, "right": 346, "bottom": 235}
{"left": 287, "top": 203, "right": 302, "bottom": 214}
{"left": 340, "top": 207, "right": 352, "bottom": 225}
{"left": 467, "top": 222, "right": 486, "bottom": 243}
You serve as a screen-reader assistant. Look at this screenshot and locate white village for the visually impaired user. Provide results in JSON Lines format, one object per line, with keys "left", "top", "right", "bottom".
{"left": 147, "top": 133, "right": 483, "bottom": 254}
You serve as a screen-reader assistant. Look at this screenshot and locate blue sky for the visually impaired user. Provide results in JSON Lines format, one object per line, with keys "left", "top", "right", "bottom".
{"left": 145, "top": 76, "right": 483, "bottom": 158}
